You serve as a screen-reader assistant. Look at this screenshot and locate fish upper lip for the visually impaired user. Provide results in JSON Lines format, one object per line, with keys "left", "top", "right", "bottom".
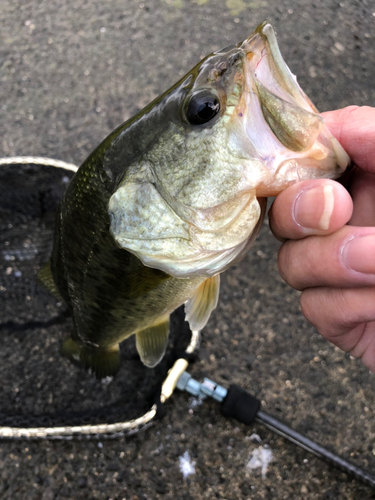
{"left": 240, "top": 21, "right": 313, "bottom": 112}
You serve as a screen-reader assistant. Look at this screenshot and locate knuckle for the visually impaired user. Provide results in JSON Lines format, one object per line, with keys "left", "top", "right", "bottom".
{"left": 277, "top": 242, "right": 292, "bottom": 284}
{"left": 300, "top": 290, "right": 318, "bottom": 327}
{"left": 300, "top": 288, "right": 354, "bottom": 341}
{"left": 269, "top": 218, "right": 287, "bottom": 243}
{"left": 277, "top": 241, "right": 304, "bottom": 290}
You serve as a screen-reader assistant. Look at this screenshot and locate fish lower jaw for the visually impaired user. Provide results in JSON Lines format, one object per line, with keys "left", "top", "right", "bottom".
{"left": 254, "top": 157, "right": 345, "bottom": 198}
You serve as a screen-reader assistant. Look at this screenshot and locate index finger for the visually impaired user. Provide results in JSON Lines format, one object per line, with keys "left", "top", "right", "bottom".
{"left": 322, "top": 106, "right": 375, "bottom": 173}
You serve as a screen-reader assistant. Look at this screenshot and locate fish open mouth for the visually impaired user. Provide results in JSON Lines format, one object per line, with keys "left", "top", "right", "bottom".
{"left": 236, "top": 21, "right": 349, "bottom": 195}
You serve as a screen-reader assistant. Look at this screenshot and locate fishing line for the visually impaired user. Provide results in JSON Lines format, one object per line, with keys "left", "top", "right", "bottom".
{"left": 0, "top": 157, "right": 374, "bottom": 491}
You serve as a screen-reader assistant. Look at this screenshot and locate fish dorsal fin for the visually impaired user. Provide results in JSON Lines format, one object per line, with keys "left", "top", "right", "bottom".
{"left": 37, "top": 262, "right": 64, "bottom": 301}
{"left": 135, "top": 315, "right": 170, "bottom": 368}
{"left": 185, "top": 275, "right": 220, "bottom": 331}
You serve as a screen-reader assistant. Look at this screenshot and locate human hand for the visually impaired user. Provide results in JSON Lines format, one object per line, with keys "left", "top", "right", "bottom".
{"left": 268, "top": 106, "right": 375, "bottom": 372}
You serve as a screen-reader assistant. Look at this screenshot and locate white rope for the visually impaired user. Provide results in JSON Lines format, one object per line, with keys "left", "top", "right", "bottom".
{"left": 0, "top": 406, "right": 158, "bottom": 439}
{"left": 0, "top": 156, "right": 79, "bottom": 172}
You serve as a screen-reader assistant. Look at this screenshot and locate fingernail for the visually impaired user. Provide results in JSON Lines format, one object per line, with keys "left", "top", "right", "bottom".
{"left": 294, "top": 184, "right": 334, "bottom": 230}
{"left": 342, "top": 235, "right": 375, "bottom": 274}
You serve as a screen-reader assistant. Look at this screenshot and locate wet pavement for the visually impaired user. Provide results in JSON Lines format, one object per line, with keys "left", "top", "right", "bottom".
{"left": 1, "top": 0, "right": 375, "bottom": 499}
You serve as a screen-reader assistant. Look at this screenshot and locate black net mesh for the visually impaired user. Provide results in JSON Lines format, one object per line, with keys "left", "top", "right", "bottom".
{"left": 0, "top": 162, "right": 193, "bottom": 430}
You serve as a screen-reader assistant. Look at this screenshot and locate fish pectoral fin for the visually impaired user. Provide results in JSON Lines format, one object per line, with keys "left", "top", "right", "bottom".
{"left": 61, "top": 335, "right": 121, "bottom": 379}
{"left": 135, "top": 316, "right": 170, "bottom": 368}
{"left": 185, "top": 274, "right": 220, "bottom": 331}
{"left": 37, "top": 262, "right": 64, "bottom": 301}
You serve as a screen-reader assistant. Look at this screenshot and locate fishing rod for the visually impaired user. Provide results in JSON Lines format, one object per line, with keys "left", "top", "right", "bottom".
{"left": 176, "top": 370, "right": 375, "bottom": 489}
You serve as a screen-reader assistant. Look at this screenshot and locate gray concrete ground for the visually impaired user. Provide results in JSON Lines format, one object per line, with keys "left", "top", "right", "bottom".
{"left": 1, "top": 0, "right": 375, "bottom": 499}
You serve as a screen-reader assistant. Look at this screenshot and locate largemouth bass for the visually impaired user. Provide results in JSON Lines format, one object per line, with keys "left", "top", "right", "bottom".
{"left": 40, "top": 21, "right": 349, "bottom": 378}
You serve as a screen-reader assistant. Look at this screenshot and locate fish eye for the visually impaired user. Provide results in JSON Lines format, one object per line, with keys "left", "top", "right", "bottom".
{"left": 186, "top": 91, "right": 220, "bottom": 125}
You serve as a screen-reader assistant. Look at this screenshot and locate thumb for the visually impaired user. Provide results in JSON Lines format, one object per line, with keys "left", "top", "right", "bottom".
{"left": 269, "top": 179, "right": 353, "bottom": 241}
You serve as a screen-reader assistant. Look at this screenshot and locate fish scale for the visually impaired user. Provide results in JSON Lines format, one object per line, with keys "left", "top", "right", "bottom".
{"left": 39, "top": 22, "right": 349, "bottom": 378}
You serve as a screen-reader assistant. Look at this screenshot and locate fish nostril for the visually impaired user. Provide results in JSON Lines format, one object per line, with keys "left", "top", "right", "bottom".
{"left": 228, "top": 52, "right": 242, "bottom": 67}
